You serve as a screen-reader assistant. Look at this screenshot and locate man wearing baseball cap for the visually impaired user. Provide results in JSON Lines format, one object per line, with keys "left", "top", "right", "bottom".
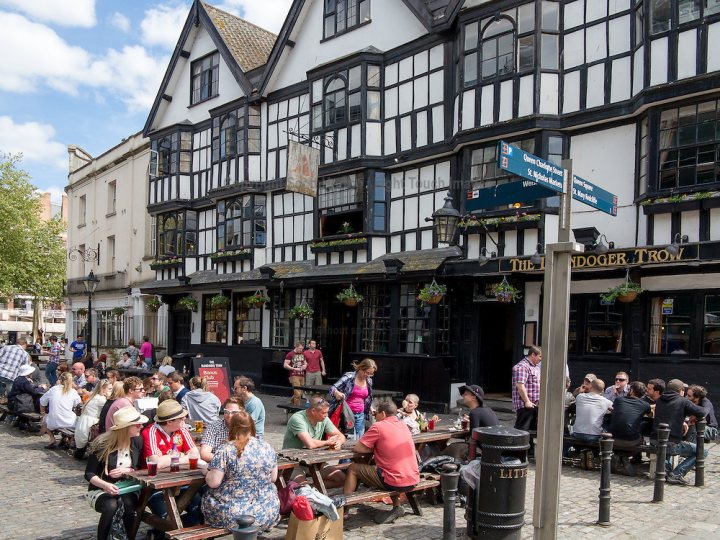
{"left": 573, "top": 373, "right": 597, "bottom": 397}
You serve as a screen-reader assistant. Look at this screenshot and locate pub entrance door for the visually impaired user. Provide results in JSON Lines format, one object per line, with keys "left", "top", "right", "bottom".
{"left": 478, "top": 302, "right": 516, "bottom": 393}
{"left": 314, "top": 288, "right": 358, "bottom": 380}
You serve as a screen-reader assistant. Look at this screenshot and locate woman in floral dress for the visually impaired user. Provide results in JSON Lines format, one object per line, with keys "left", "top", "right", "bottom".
{"left": 201, "top": 411, "right": 280, "bottom": 531}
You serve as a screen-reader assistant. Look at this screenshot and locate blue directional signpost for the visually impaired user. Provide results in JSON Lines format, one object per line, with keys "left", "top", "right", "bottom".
{"left": 571, "top": 174, "right": 618, "bottom": 216}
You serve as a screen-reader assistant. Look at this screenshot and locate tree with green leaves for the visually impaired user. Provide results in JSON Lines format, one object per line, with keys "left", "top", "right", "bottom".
{"left": 0, "top": 154, "right": 66, "bottom": 339}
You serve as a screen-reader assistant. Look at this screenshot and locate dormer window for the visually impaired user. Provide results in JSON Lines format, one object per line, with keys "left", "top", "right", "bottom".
{"left": 324, "top": 0, "right": 370, "bottom": 39}
{"left": 191, "top": 52, "right": 219, "bottom": 105}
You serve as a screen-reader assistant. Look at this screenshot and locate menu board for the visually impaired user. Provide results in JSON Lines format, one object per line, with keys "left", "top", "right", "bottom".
{"left": 192, "top": 357, "right": 232, "bottom": 404}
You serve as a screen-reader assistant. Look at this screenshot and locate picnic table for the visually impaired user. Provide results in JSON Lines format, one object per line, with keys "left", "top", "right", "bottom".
{"left": 292, "top": 383, "right": 402, "bottom": 400}
{"left": 127, "top": 466, "right": 206, "bottom": 539}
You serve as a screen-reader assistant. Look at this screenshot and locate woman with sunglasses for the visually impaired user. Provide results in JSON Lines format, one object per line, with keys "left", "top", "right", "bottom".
{"left": 85, "top": 405, "right": 147, "bottom": 540}
{"left": 104, "top": 377, "right": 145, "bottom": 431}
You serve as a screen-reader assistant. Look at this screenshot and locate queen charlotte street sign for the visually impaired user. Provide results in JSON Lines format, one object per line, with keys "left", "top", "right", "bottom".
{"left": 498, "top": 141, "right": 565, "bottom": 193}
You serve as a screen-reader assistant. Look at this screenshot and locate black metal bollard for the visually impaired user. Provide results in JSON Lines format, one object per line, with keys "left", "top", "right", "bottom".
{"left": 231, "top": 515, "right": 257, "bottom": 540}
{"left": 695, "top": 418, "right": 706, "bottom": 487}
{"left": 440, "top": 462, "right": 460, "bottom": 540}
{"left": 653, "top": 423, "right": 670, "bottom": 503}
{"left": 597, "top": 437, "right": 613, "bottom": 527}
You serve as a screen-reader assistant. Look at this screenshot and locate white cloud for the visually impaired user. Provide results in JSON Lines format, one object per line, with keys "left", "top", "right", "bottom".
{"left": 0, "top": 13, "right": 168, "bottom": 113}
{"left": 216, "top": 0, "right": 292, "bottom": 33}
{"left": 0, "top": 0, "right": 96, "bottom": 27}
{"left": 109, "top": 11, "right": 131, "bottom": 33}
{"left": 42, "top": 186, "right": 66, "bottom": 205}
{"left": 0, "top": 116, "right": 67, "bottom": 171}
{"left": 140, "top": 3, "right": 189, "bottom": 51}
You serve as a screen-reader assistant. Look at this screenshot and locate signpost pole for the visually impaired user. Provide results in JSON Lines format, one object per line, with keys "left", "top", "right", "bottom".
{"left": 533, "top": 160, "right": 583, "bottom": 540}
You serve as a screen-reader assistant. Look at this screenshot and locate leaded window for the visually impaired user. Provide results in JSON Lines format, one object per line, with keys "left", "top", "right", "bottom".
{"left": 312, "top": 66, "right": 363, "bottom": 133}
{"left": 96, "top": 310, "right": 125, "bottom": 347}
{"left": 211, "top": 105, "right": 261, "bottom": 163}
{"left": 360, "top": 285, "right": 390, "bottom": 352}
{"left": 191, "top": 52, "right": 219, "bottom": 104}
{"left": 399, "top": 284, "right": 431, "bottom": 355}
{"left": 649, "top": 294, "right": 692, "bottom": 354}
{"left": 203, "top": 295, "right": 228, "bottom": 344}
{"left": 157, "top": 211, "right": 197, "bottom": 257}
{"left": 216, "top": 195, "right": 266, "bottom": 250}
{"left": 324, "top": 0, "right": 370, "bottom": 39}
{"left": 469, "top": 139, "right": 535, "bottom": 210}
{"left": 703, "top": 295, "right": 720, "bottom": 355}
{"left": 234, "top": 295, "right": 262, "bottom": 345}
{"left": 649, "top": 0, "right": 720, "bottom": 34}
{"left": 657, "top": 100, "right": 720, "bottom": 190}
{"left": 151, "top": 132, "right": 191, "bottom": 176}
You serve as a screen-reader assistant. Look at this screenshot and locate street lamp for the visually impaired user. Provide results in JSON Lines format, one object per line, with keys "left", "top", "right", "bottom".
{"left": 81, "top": 270, "right": 100, "bottom": 362}
{"left": 427, "top": 191, "right": 461, "bottom": 245}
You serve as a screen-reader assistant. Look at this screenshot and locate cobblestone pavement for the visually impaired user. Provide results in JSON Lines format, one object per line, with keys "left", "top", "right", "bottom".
{"left": 2, "top": 391, "right": 719, "bottom": 539}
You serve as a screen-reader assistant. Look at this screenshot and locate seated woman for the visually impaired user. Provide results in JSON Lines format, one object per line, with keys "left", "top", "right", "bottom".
{"left": 182, "top": 376, "right": 222, "bottom": 424}
{"left": 75, "top": 379, "right": 112, "bottom": 459}
{"left": 8, "top": 364, "right": 46, "bottom": 421}
{"left": 98, "top": 381, "right": 125, "bottom": 435}
{"left": 158, "top": 356, "right": 176, "bottom": 376}
{"left": 85, "top": 406, "right": 147, "bottom": 540}
{"left": 202, "top": 411, "right": 280, "bottom": 532}
{"left": 116, "top": 352, "right": 134, "bottom": 369}
{"left": 39, "top": 372, "right": 81, "bottom": 449}
{"left": 397, "top": 393, "right": 438, "bottom": 435}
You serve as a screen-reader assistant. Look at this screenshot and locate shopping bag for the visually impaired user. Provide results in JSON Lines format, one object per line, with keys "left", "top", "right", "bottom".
{"left": 285, "top": 513, "right": 343, "bottom": 540}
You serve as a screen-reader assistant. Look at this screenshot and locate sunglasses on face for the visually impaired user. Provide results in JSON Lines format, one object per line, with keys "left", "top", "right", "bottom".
{"left": 616, "top": 378, "right": 627, "bottom": 382}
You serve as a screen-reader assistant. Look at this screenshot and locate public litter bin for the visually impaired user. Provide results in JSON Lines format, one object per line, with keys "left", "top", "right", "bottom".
{"left": 171, "top": 352, "right": 195, "bottom": 376}
{"left": 470, "top": 426, "right": 529, "bottom": 540}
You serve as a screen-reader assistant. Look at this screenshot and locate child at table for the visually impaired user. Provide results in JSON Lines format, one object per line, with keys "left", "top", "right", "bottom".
{"left": 397, "top": 393, "right": 439, "bottom": 435}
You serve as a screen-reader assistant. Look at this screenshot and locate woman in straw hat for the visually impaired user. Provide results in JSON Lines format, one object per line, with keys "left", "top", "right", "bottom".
{"left": 202, "top": 411, "right": 280, "bottom": 531}
{"left": 84, "top": 405, "right": 147, "bottom": 540}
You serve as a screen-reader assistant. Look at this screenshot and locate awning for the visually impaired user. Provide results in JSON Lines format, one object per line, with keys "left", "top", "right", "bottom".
{"left": 139, "top": 246, "right": 463, "bottom": 292}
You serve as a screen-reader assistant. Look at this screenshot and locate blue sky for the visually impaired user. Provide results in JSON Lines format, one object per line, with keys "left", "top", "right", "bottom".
{"left": 0, "top": 0, "right": 291, "bottom": 201}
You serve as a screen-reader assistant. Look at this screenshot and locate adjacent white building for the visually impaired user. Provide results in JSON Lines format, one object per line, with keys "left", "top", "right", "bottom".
{"left": 65, "top": 133, "right": 166, "bottom": 359}
{"left": 128, "top": 0, "right": 720, "bottom": 406}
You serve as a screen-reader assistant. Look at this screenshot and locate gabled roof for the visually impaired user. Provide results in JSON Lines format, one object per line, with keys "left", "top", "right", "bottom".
{"left": 143, "top": 0, "right": 277, "bottom": 136}
{"left": 202, "top": 2, "right": 276, "bottom": 72}
{"left": 259, "top": 0, "right": 463, "bottom": 94}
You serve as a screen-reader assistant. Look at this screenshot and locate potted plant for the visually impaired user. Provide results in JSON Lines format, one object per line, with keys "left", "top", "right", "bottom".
{"left": 244, "top": 291, "right": 270, "bottom": 308}
{"left": 336, "top": 284, "right": 364, "bottom": 307}
{"left": 417, "top": 279, "right": 447, "bottom": 306}
{"left": 146, "top": 296, "right": 162, "bottom": 312}
{"left": 177, "top": 296, "right": 199, "bottom": 312}
{"left": 209, "top": 294, "right": 231, "bottom": 309}
{"left": 491, "top": 277, "right": 523, "bottom": 303}
{"left": 337, "top": 221, "right": 354, "bottom": 234}
{"left": 601, "top": 280, "right": 643, "bottom": 303}
{"left": 289, "top": 303, "right": 314, "bottom": 320}
{"left": 111, "top": 307, "right": 126, "bottom": 317}
{"left": 76, "top": 307, "right": 88, "bottom": 318}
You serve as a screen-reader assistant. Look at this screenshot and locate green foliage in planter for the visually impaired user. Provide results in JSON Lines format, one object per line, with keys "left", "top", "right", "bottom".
{"left": 111, "top": 307, "right": 126, "bottom": 317}
{"left": 209, "top": 294, "right": 231, "bottom": 309}
{"left": 76, "top": 307, "right": 88, "bottom": 317}
{"left": 210, "top": 249, "right": 252, "bottom": 260}
{"left": 336, "top": 285, "right": 364, "bottom": 303}
{"left": 289, "top": 304, "right": 314, "bottom": 320}
{"left": 600, "top": 281, "right": 643, "bottom": 303}
{"left": 417, "top": 281, "right": 447, "bottom": 306}
{"left": 178, "top": 296, "right": 199, "bottom": 312}
{"left": 244, "top": 293, "right": 270, "bottom": 307}
{"left": 491, "top": 280, "right": 523, "bottom": 303}
{"left": 146, "top": 296, "right": 162, "bottom": 312}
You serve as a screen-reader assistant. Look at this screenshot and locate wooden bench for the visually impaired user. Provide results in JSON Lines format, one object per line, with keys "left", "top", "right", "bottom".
{"left": 164, "top": 524, "right": 229, "bottom": 540}
{"left": 277, "top": 403, "right": 305, "bottom": 421}
{"left": 344, "top": 474, "right": 441, "bottom": 517}
{"left": 563, "top": 435, "right": 678, "bottom": 473}
{"left": 0, "top": 403, "right": 42, "bottom": 424}
{"left": 56, "top": 427, "right": 76, "bottom": 448}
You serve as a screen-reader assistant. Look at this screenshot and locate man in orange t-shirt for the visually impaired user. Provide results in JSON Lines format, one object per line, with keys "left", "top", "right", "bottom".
{"left": 344, "top": 400, "right": 419, "bottom": 524}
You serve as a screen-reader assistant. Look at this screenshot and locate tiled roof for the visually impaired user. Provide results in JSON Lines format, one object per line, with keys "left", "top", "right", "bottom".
{"left": 202, "top": 2, "right": 277, "bottom": 72}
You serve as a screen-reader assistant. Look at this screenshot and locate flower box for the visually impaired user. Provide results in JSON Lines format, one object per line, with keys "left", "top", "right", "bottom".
{"left": 210, "top": 249, "right": 253, "bottom": 263}
{"left": 310, "top": 236, "right": 368, "bottom": 253}
{"left": 458, "top": 214, "right": 542, "bottom": 234}
{"left": 150, "top": 258, "right": 183, "bottom": 270}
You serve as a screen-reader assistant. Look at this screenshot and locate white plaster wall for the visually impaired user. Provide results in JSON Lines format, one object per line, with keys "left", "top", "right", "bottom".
{"left": 569, "top": 124, "right": 636, "bottom": 248}
{"left": 266, "top": 0, "right": 428, "bottom": 92}
{"left": 681, "top": 210, "right": 700, "bottom": 242}
{"left": 649, "top": 37, "right": 668, "bottom": 86}
{"left": 150, "top": 26, "right": 246, "bottom": 131}
{"left": 709, "top": 22, "right": 720, "bottom": 72}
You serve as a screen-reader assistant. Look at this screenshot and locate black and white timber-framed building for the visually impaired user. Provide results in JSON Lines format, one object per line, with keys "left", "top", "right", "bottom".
{"left": 140, "top": 0, "right": 720, "bottom": 408}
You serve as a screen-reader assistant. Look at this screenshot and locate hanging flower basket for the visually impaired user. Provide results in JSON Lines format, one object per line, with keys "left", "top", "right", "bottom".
{"left": 491, "top": 277, "right": 523, "bottom": 303}
{"left": 417, "top": 280, "right": 447, "bottom": 307}
{"left": 76, "top": 308, "right": 88, "bottom": 318}
{"left": 177, "top": 296, "right": 199, "bottom": 312}
{"left": 601, "top": 279, "right": 643, "bottom": 303}
{"left": 336, "top": 285, "right": 364, "bottom": 307}
{"left": 244, "top": 291, "right": 270, "bottom": 307}
{"left": 146, "top": 296, "right": 162, "bottom": 312}
{"left": 289, "top": 303, "right": 314, "bottom": 320}
{"left": 209, "top": 294, "right": 231, "bottom": 309}
{"left": 111, "top": 307, "right": 126, "bottom": 317}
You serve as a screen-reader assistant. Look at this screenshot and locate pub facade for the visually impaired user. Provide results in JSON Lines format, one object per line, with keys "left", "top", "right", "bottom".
{"left": 140, "top": 0, "right": 720, "bottom": 407}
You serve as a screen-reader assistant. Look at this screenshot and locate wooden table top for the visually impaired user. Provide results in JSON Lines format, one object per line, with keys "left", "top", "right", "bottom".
{"left": 413, "top": 426, "right": 469, "bottom": 444}
{"left": 126, "top": 466, "right": 205, "bottom": 490}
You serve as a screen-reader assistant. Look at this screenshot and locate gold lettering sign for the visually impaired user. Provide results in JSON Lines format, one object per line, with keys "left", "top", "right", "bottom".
{"left": 499, "top": 468, "right": 528, "bottom": 479}
{"left": 503, "top": 247, "right": 688, "bottom": 272}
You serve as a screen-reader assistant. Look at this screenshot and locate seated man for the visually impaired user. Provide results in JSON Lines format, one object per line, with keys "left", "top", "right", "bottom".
{"left": 344, "top": 400, "right": 420, "bottom": 524}
{"left": 687, "top": 385, "right": 719, "bottom": 441}
{"left": 609, "top": 381, "right": 651, "bottom": 475}
{"left": 234, "top": 375, "right": 266, "bottom": 439}
{"left": 443, "top": 385, "right": 499, "bottom": 461}
{"left": 282, "top": 396, "right": 346, "bottom": 488}
{"left": 572, "top": 373, "right": 597, "bottom": 397}
{"left": 652, "top": 379, "right": 708, "bottom": 485}
{"left": 572, "top": 379, "right": 613, "bottom": 442}
{"left": 199, "top": 397, "right": 244, "bottom": 462}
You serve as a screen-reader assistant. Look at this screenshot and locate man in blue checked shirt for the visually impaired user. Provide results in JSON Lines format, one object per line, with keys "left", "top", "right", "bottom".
{"left": 0, "top": 337, "right": 30, "bottom": 396}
